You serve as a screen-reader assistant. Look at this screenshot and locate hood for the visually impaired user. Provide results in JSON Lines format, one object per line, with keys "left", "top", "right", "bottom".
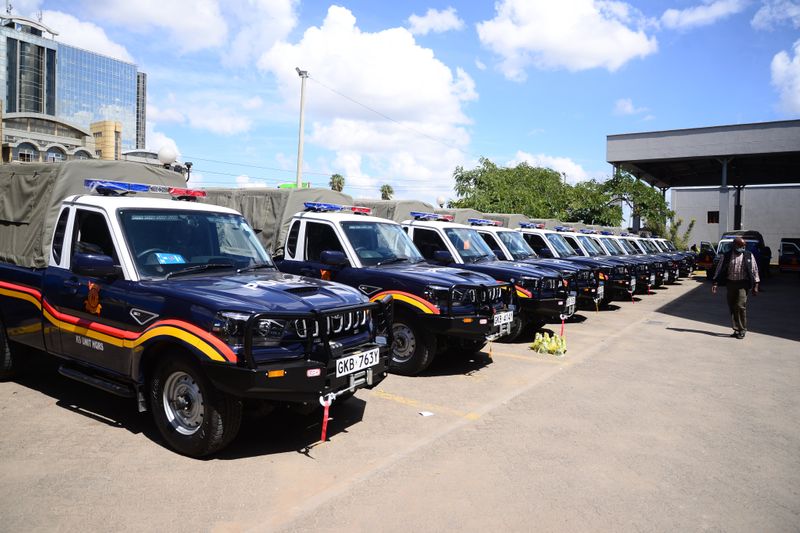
{"left": 458, "top": 259, "right": 562, "bottom": 280}
{"left": 143, "top": 271, "right": 368, "bottom": 313}
{"left": 372, "top": 263, "right": 497, "bottom": 287}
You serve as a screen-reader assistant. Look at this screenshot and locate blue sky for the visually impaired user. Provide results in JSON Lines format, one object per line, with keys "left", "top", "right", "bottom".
{"left": 19, "top": 0, "right": 800, "bottom": 203}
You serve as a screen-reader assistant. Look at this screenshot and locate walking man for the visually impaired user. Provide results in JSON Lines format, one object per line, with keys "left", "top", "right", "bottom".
{"left": 712, "top": 237, "right": 760, "bottom": 339}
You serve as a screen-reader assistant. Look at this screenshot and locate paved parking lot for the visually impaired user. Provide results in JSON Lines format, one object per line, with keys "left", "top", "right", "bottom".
{"left": 1, "top": 273, "right": 798, "bottom": 532}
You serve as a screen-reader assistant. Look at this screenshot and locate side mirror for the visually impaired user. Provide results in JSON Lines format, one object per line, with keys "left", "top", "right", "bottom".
{"left": 432, "top": 250, "right": 453, "bottom": 264}
{"left": 538, "top": 247, "right": 554, "bottom": 258}
{"left": 72, "top": 253, "right": 120, "bottom": 278}
{"left": 321, "top": 250, "right": 348, "bottom": 267}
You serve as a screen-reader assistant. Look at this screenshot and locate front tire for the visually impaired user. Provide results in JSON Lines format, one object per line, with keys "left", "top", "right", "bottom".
{"left": 149, "top": 355, "right": 242, "bottom": 457}
{"left": 389, "top": 314, "right": 436, "bottom": 376}
{"left": 0, "top": 320, "right": 16, "bottom": 380}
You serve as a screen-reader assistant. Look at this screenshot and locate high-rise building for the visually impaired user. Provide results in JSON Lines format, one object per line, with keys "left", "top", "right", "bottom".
{"left": 0, "top": 13, "right": 146, "bottom": 162}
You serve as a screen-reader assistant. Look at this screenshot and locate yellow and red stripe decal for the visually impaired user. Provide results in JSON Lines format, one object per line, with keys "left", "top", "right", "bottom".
{"left": 369, "top": 290, "right": 440, "bottom": 315}
{"left": 514, "top": 285, "right": 532, "bottom": 298}
{"left": 0, "top": 280, "right": 235, "bottom": 363}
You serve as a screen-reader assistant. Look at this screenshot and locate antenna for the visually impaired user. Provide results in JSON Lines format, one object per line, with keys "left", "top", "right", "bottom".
{"left": 37, "top": 9, "right": 42, "bottom": 22}
{"left": 6, "top": 1, "right": 12, "bottom": 15}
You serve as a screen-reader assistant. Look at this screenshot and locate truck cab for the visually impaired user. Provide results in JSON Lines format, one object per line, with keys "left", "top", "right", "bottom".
{"left": 587, "top": 233, "right": 658, "bottom": 293}
{"left": 468, "top": 219, "right": 604, "bottom": 307}
{"left": 779, "top": 238, "right": 800, "bottom": 273}
{"left": 402, "top": 213, "right": 576, "bottom": 342}
{"left": 516, "top": 224, "right": 636, "bottom": 301}
{"left": 0, "top": 170, "right": 391, "bottom": 457}
{"left": 609, "top": 235, "right": 668, "bottom": 287}
{"left": 274, "top": 203, "right": 514, "bottom": 375}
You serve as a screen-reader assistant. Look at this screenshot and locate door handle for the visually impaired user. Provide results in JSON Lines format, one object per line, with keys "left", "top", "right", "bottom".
{"left": 62, "top": 279, "right": 81, "bottom": 295}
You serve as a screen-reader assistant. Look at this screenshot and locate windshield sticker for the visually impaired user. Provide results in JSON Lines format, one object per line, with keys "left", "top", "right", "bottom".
{"left": 155, "top": 253, "right": 186, "bottom": 264}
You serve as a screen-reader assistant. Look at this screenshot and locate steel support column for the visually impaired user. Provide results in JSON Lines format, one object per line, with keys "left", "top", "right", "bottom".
{"left": 718, "top": 158, "right": 730, "bottom": 238}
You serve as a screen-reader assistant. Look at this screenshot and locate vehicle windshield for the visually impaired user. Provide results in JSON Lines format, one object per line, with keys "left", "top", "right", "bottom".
{"left": 497, "top": 230, "right": 537, "bottom": 260}
{"left": 119, "top": 209, "right": 272, "bottom": 279}
{"left": 444, "top": 228, "right": 496, "bottom": 262}
{"left": 545, "top": 233, "right": 576, "bottom": 257}
{"left": 618, "top": 239, "right": 640, "bottom": 255}
{"left": 718, "top": 240, "right": 759, "bottom": 254}
{"left": 598, "top": 237, "right": 623, "bottom": 255}
{"left": 341, "top": 221, "right": 423, "bottom": 266}
{"left": 639, "top": 239, "right": 660, "bottom": 253}
{"left": 577, "top": 235, "right": 605, "bottom": 256}
{"left": 664, "top": 241, "right": 678, "bottom": 251}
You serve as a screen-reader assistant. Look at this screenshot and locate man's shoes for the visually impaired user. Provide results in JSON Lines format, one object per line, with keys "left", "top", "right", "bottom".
{"left": 735, "top": 332, "right": 745, "bottom": 339}
{"left": 730, "top": 332, "right": 739, "bottom": 338}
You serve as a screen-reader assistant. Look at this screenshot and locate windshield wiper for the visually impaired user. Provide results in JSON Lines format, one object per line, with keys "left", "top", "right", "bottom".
{"left": 470, "top": 254, "right": 492, "bottom": 263}
{"left": 237, "top": 262, "right": 274, "bottom": 273}
{"left": 166, "top": 262, "right": 236, "bottom": 279}
{"left": 376, "top": 256, "right": 409, "bottom": 266}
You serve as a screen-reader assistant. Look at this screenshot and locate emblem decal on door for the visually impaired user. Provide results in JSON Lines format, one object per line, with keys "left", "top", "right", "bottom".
{"left": 130, "top": 308, "right": 159, "bottom": 326}
{"left": 358, "top": 285, "right": 382, "bottom": 296}
{"left": 84, "top": 282, "right": 102, "bottom": 315}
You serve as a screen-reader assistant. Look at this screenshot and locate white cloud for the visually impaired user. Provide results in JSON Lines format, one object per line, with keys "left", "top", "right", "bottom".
{"left": 661, "top": 0, "right": 749, "bottom": 30}
{"left": 7, "top": 0, "right": 43, "bottom": 16}
{"left": 614, "top": 97, "right": 648, "bottom": 115}
{"left": 88, "top": 0, "right": 228, "bottom": 54}
{"left": 752, "top": 0, "right": 800, "bottom": 29}
{"left": 148, "top": 103, "right": 186, "bottom": 124}
{"left": 408, "top": 7, "right": 465, "bottom": 35}
{"left": 475, "top": 58, "right": 487, "bottom": 70}
{"left": 476, "top": 0, "right": 658, "bottom": 80}
{"left": 508, "top": 151, "right": 591, "bottom": 184}
{"left": 235, "top": 174, "right": 269, "bottom": 188}
{"left": 224, "top": 0, "right": 298, "bottom": 67}
{"left": 185, "top": 103, "right": 253, "bottom": 135}
{"left": 257, "top": 6, "right": 477, "bottom": 199}
{"left": 146, "top": 124, "right": 180, "bottom": 157}
{"left": 771, "top": 40, "right": 800, "bottom": 115}
{"left": 242, "top": 96, "right": 264, "bottom": 110}
{"left": 41, "top": 11, "right": 134, "bottom": 63}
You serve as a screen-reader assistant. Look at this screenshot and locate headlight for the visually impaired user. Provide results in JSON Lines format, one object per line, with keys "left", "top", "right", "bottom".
{"left": 517, "top": 276, "right": 541, "bottom": 290}
{"left": 614, "top": 265, "right": 627, "bottom": 275}
{"left": 423, "top": 285, "right": 450, "bottom": 307}
{"left": 212, "top": 311, "right": 285, "bottom": 347}
{"left": 452, "top": 287, "right": 477, "bottom": 303}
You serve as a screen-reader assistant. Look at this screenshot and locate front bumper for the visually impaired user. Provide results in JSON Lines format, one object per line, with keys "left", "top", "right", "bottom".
{"left": 204, "top": 342, "right": 391, "bottom": 403}
{"left": 521, "top": 291, "right": 577, "bottom": 320}
{"left": 610, "top": 275, "right": 637, "bottom": 298}
{"left": 418, "top": 309, "right": 514, "bottom": 341}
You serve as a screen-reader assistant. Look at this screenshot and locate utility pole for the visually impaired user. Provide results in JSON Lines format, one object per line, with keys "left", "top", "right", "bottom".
{"left": 295, "top": 67, "right": 309, "bottom": 188}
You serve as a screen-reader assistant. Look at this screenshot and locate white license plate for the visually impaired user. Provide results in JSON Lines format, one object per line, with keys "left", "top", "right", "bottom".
{"left": 566, "top": 295, "right": 576, "bottom": 307}
{"left": 336, "top": 347, "right": 380, "bottom": 378}
{"left": 596, "top": 285, "right": 604, "bottom": 298}
{"left": 493, "top": 310, "right": 514, "bottom": 326}
{"left": 630, "top": 277, "right": 636, "bottom": 290}
{"left": 650, "top": 274, "right": 656, "bottom": 284}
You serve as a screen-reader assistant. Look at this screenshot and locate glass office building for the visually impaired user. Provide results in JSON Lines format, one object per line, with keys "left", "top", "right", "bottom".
{"left": 56, "top": 45, "right": 138, "bottom": 150}
{"left": 1, "top": 15, "right": 145, "bottom": 152}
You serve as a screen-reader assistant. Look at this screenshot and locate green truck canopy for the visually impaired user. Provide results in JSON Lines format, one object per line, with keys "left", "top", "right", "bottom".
{"left": 0, "top": 161, "right": 187, "bottom": 268}
{"left": 353, "top": 199, "right": 436, "bottom": 223}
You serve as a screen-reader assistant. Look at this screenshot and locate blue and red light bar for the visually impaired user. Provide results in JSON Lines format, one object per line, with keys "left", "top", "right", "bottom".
{"left": 579, "top": 229, "right": 597, "bottom": 234}
{"left": 600, "top": 231, "right": 615, "bottom": 235}
{"left": 554, "top": 226, "right": 574, "bottom": 232}
{"left": 519, "top": 222, "right": 546, "bottom": 229}
{"left": 84, "top": 179, "right": 206, "bottom": 198}
{"left": 303, "top": 202, "right": 372, "bottom": 215}
{"left": 410, "top": 211, "right": 454, "bottom": 221}
{"left": 467, "top": 218, "right": 502, "bottom": 226}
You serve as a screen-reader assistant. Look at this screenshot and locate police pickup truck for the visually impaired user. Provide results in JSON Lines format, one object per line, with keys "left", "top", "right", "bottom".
{"left": 402, "top": 213, "right": 575, "bottom": 342}
{"left": 556, "top": 229, "right": 657, "bottom": 295}
{"left": 620, "top": 234, "right": 678, "bottom": 284}
{"left": 584, "top": 232, "right": 659, "bottom": 293}
{"left": 0, "top": 162, "right": 391, "bottom": 457}
{"left": 516, "top": 224, "right": 635, "bottom": 302}
{"left": 467, "top": 219, "right": 604, "bottom": 308}
{"left": 274, "top": 203, "right": 513, "bottom": 376}
{"left": 652, "top": 238, "right": 695, "bottom": 276}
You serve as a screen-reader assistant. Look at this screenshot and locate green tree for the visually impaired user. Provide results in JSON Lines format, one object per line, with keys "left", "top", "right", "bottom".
{"left": 564, "top": 180, "right": 623, "bottom": 226}
{"left": 380, "top": 183, "right": 394, "bottom": 200}
{"left": 601, "top": 171, "right": 673, "bottom": 231}
{"left": 451, "top": 158, "right": 573, "bottom": 218}
{"left": 650, "top": 217, "right": 696, "bottom": 249}
{"left": 329, "top": 173, "right": 345, "bottom": 192}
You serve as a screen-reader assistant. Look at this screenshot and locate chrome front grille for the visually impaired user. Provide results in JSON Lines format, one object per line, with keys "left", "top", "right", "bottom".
{"left": 294, "top": 308, "right": 371, "bottom": 339}
{"left": 636, "top": 264, "right": 649, "bottom": 273}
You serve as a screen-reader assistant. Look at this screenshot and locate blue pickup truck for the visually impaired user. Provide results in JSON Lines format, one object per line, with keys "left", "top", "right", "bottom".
{"left": 0, "top": 162, "right": 391, "bottom": 457}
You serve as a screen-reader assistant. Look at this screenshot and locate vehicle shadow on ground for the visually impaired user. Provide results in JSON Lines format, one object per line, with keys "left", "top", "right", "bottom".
{"left": 13, "top": 349, "right": 367, "bottom": 460}
{"left": 217, "top": 399, "right": 367, "bottom": 460}
{"left": 657, "top": 271, "right": 800, "bottom": 342}
{"left": 418, "top": 349, "right": 493, "bottom": 378}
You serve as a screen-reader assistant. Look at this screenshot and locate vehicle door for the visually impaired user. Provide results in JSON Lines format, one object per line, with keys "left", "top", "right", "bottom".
{"left": 780, "top": 241, "right": 800, "bottom": 270}
{"left": 477, "top": 231, "right": 509, "bottom": 260}
{"left": 562, "top": 235, "right": 585, "bottom": 256}
{"left": 520, "top": 232, "right": 554, "bottom": 258}
{"left": 43, "top": 207, "right": 136, "bottom": 376}
{"left": 298, "top": 220, "right": 352, "bottom": 280}
{"left": 408, "top": 227, "right": 455, "bottom": 263}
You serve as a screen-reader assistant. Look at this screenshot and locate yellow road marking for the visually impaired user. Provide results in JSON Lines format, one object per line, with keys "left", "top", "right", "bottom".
{"left": 490, "top": 350, "right": 572, "bottom": 365}
{"left": 369, "top": 389, "right": 481, "bottom": 420}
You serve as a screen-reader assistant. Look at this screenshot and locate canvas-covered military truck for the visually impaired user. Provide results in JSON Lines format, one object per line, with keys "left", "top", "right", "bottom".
{"left": 0, "top": 162, "right": 391, "bottom": 457}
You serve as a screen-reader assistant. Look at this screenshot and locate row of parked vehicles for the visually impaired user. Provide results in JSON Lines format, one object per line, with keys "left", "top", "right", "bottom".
{"left": 0, "top": 162, "right": 695, "bottom": 457}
